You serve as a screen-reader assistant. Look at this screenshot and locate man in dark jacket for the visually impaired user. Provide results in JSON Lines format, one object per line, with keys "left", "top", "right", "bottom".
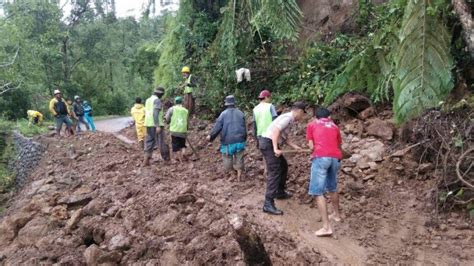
{"left": 72, "top": 95, "right": 90, "bottom": 133}
{"left": 207, "top": 95, "right": 247, "bottom": 181}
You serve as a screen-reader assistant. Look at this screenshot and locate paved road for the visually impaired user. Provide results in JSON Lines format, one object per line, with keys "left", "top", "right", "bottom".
{"left": 94, "top": 117, "right": 133, "bottom": 133}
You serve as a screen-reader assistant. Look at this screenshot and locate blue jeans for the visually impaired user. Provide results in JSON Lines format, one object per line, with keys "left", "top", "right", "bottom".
{"left": 76, "top": 115, "right": 90, "bottom": 132}
{"left": 309, "top": 157, "right": 340, "bottom": 196}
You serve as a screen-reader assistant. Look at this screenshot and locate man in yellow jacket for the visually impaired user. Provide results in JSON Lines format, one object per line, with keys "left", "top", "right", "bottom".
{"left": 131, "top": 97, "right": 146, "bottom": 148}
{"left": 49, "top": 89, "right": 73, "bottom": 137}
{"left": 27, "top": 110, "right": 43, "bottom": 126}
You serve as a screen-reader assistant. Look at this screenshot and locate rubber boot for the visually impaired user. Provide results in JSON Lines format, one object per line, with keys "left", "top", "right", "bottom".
{"left": 263, "top": 198, "right": 283, "bottom": 215}
{"left": 143, "top": 153, "right": 151, "bottom": 167}
{"left": 275, "top": 190, "right": 293, "bottom": 200}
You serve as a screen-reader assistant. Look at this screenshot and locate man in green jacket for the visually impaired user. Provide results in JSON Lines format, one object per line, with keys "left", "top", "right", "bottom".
{"left": 181, "top": 66, "right": 197, "bottom": 115}
{"left": 253, "top": 89, "right": 278, "bottom": 143}
{"left": 143, "top": 87, "right": 170, "bottom": 166}
{"left": 165, "top": 96, "right": 189, "bottom": 163}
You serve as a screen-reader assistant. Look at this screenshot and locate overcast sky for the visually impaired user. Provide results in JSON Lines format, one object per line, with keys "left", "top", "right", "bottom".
{"left": 61, "top": 0, "right": 179, "bottom": 18}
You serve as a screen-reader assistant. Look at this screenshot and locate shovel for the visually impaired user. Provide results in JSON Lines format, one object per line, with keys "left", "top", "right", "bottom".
{"left": 280, "top": 149, "right": 311, "bottom": 154}
{"left": 186, "top": 138, "right": 200, "bottom": 160}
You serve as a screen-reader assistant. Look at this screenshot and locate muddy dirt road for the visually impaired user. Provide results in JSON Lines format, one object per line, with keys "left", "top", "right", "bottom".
{"left": 0, "top": 112, "right": 472, "bottom": 265}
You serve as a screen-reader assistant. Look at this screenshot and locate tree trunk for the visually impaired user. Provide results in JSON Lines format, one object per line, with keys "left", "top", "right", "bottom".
{"left": 62, "top": 36, "right": 70, "bottom": 85}
{"left": 229, "top": 214, "right": 272, "bottom": 266}
{"left": 452, "top": 0, "right": 474, "bottom": 58}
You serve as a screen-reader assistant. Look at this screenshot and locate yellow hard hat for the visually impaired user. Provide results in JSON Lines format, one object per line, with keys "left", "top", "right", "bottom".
{"left": 181, "top": 66, "right": 190, "bottom": 73}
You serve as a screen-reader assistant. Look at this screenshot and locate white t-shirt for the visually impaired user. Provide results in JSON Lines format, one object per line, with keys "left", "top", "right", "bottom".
{"left": 262, "top": 112, "right": 294, "bottom": 139}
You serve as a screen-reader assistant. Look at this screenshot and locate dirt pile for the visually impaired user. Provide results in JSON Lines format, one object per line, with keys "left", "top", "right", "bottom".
{"left": 0, "top": 132, "right": 321, "bottom": 265}
{"left": 0, "top": 97, "right": 472, "bottom": 264}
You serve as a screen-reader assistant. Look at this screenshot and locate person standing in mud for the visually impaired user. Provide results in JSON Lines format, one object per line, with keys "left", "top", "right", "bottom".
{"left": 253, "top": 89, "right": 278, "bottom": 175}
{"left": 206, "top": 95, "right": 247, "bottom": 181}
{"left": 180, "top": 66, "right": 198, "bottom": 115}
{"left": 306, "top": 107, "right": 342, "bottom": 237}
{"left": 165, "top": 96, "right": 189, "bottom": 163}
{"left": 259, "top": 102, "right": 306, "bottom": 215}
{"left": 143, "top": 87, "right": 170, "bottom": 166}
{"left": 131, "top": 97, "right": 146, "bottom": 148}
{"left": 253, "top": 90, "right": 278, "bottom": 142}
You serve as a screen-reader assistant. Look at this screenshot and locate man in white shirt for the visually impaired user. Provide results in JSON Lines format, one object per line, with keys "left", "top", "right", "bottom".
{"left": 259, "top": 101, "right": 306, "bottom": 215}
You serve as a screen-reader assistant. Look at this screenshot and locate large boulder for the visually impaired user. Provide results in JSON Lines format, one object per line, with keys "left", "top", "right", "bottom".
{"left": 329, "top": 93, "right": 371, "bottom": 114}
{"left": 366, "top": 118, "right": 394, "bottom": 140}
{"left": 16, "top": 216, "right": 49, "bottom": 247}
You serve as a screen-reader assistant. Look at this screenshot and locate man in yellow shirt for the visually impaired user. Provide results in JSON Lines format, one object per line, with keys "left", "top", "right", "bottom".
{"left": 130, "top": 97, "right": 146, "bottom": 148}
{"left": 49, "top": 89, "right": 73, "bottom": 137}
{"left": 27, "top": 110, "right": 43, "bottom": 126}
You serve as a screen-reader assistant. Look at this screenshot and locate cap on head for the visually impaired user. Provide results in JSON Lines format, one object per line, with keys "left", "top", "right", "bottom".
{"left": 54, "top": 89, "right": 61, "bottom": 95}
{"left": 292, "top": 101, "right": 307, "bottom": 113}
{"left": 154, "top": 87, "right": 165, "bottom": 95}
{"left": 74, "top": 95, "right": 80, "bottom": 100}
{"left": 175, "top": 96, "right": 183, "bottom": 104}
{"left": 315, "top": 107, "right": 330, "bottom": 119}
{"left": 84, "top": 101, "right": 89, "bottom": 104}
{"left": 224, "top": 95, "right": 236, "bottom": 106}
{"left": 181, "top": 66, "right": 190, "bottom": 73}
{"left": 258, "top": 90, "right": 271, "bottom": 99}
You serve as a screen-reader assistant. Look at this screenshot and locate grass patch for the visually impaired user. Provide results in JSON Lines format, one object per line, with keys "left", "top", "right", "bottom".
{"left": 15, "top": 119, "right": 52, "bottom": 137}
{"left": 0, "top": 131, "right": 15, "bottom": 193}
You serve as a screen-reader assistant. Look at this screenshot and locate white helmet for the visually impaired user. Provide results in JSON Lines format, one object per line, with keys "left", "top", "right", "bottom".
{"left": 74, "top": 95, "right": 80, "bottom": 100}
{"left": 53, "top": 89, "right": 61, "bottom": 95}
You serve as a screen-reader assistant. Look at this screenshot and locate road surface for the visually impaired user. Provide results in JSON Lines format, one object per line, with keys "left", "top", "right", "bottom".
{"left": 94, "top": 116, "right": 135, "bottom": 144}
{"left": 94, "top": 116, "right": 133, "bottom": 133}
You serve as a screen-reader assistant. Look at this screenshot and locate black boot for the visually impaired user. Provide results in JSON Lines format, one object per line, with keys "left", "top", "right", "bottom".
{"left": 263, "top": 199, "right": 283, "bottom": 215}
{"left": 275, "top": 190, "right": 293, "bottom": 200}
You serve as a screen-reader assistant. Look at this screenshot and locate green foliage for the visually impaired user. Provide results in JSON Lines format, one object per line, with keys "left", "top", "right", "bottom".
{"left": 0, "top": 125, "right": 14, "bottom": 193}
{"left": 0, "top": 0, "right": 165, "bottom": 120}
{"left": 154, "top": 0, "right": 303, "bottom": 113}
{"left": 275, "top": 35, "right": 363, "bottom": 105}
{"left": 250, "top": 0, "right": 302, "bottom": 41}
{"left": 393, "top": 0, "right": 453, "bottom": 122}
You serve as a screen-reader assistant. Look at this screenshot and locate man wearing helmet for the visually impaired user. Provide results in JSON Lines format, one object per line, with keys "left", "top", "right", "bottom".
{"left": 181, "top": 66, "right": 197, "bottom": 115}
{"left": 49, "top": 89, "right": 73, "bottom": 137}
{"left": 72, "top": 95, "right": 90, "bottom": 133}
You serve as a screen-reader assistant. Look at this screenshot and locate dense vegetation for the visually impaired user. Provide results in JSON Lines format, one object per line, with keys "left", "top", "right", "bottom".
{"left": 154, "top": 0, "right": 471, "bottom": 122}
{"left": 0, "top": 0, "right": 163, "bottom": 119}
{"left": 0, "top": 0, "right": 471, "bottom": 122}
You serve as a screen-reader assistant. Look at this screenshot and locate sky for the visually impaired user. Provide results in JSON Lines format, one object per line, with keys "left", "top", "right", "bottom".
{"left": 60, "top": 0, "right": 179, "bottom": 18}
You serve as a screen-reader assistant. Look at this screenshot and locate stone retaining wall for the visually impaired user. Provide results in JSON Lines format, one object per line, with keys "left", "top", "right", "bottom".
{"left": 8, "top": 131, "right": 45, "bottom": 188}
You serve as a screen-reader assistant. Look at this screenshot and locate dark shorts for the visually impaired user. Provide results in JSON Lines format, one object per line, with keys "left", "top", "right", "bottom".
{"left": 171, "top": 136, "right": 186, "bottom": 152}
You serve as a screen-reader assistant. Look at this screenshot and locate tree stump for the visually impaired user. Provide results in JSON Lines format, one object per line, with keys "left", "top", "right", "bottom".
{"left": 229, "top": 214, "right": 271, "bottom": 266}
